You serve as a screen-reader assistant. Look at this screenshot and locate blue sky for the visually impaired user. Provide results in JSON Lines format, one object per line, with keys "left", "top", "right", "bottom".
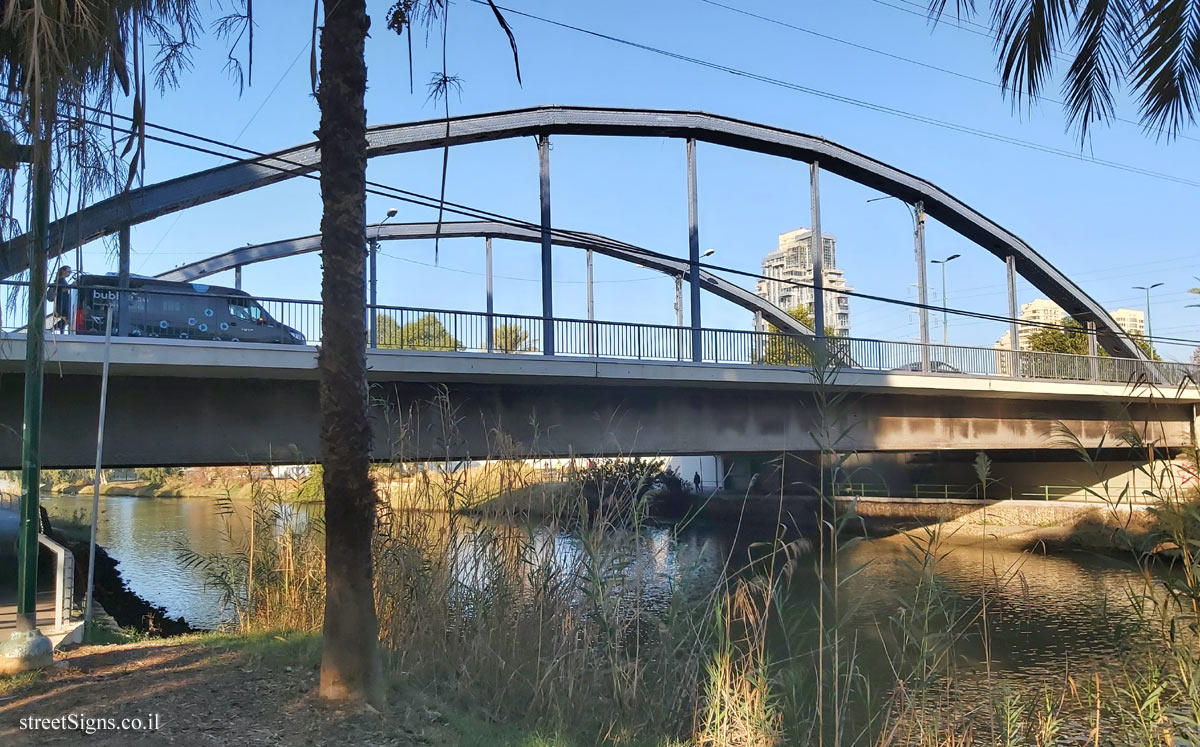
{"left": 67, "top": 0, "right": 1200, "bottom": 359}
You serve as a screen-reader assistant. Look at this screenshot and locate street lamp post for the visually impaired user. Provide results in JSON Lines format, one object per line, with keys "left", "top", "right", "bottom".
{"left": 1132, "top": 282, "right": 1164, "bottom": 346}
{"left": 930, "top": 253, "right": 961, "bottom": 347}
{"left": 368, "top": 207, "right": 398, "bottom": 348}
{"left": 869, "top": 196, "right": 929, "bottom": 370}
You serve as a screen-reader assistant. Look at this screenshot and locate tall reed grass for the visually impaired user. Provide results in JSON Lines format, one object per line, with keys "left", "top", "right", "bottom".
{"left": 179, "top": 366, "right": 1200, "bottom": 745}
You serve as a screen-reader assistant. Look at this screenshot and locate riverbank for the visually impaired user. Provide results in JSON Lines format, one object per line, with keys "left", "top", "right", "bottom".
{"left": 45, "top": 479, "right": 252, "bottom": 500}
{"left": 844, "top": 495, "right": 1156, "bottom": 552}
{"left": 0, "top": 632, "right": 587, "bottom": 746}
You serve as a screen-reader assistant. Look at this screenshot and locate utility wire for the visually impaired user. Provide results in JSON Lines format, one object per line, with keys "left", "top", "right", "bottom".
{"left": 34, "top": 101, "right": 1200, "bottom": 349}
{"left": 468, "top": 0, "right": 1200, "bottom": 189}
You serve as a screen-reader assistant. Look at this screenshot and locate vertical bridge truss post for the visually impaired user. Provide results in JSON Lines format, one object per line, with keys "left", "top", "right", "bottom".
{"left": 485, "top": 237, "right": 494, "bottom": 353}
{"left": 914, "top": 201, "right": 930, "bottom": 373}
{"left": 809, "top": 162, "right": 826, "bottom": 343}
{"left": 1006, "top": 255, "right": 1019, "bottom": 377}
{"left": 118, "top": 225, "right": 131, "bottom": 336}
{"left": 585, "top": 248, "right": 594, "bottom": 356}
{"left": 686, "top": 139, "right": 702, "bottom": 363}
{"left": 368, "top": 234, "right": 378, "bottom": 348}
{"left": 538, "top": 135, "right": 554, "bottom": 356}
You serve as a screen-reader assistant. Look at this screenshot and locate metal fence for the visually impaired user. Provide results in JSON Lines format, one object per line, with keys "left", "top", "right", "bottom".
{"left": 4, "top": 280, "right": 1197, "bottom": 387}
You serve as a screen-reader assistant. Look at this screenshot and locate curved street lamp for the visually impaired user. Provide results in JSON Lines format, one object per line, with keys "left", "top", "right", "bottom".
{"left": 1132, "top": 282, "right": 1164, "bottom": 344}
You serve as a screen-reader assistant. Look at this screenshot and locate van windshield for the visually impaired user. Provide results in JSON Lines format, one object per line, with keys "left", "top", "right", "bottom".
{"left": 228, "top": 299, "right": 265, "bottom": 322}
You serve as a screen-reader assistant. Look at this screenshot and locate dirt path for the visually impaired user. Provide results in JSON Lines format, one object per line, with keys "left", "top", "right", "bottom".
{"left": 0, "top": 637, "right": 455, "bottom": 746}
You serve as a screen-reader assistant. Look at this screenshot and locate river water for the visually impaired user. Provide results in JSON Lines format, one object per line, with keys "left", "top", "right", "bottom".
{"left": 42, "top": 493, "right": 1163, "bottom": 701}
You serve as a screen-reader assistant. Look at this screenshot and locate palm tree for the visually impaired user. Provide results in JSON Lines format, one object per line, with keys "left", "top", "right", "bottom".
{"left": 928, "top": 1, "right": 1200, "bottom": 140}
{"left": 316, "top": 0, "right": 519, "bottom": 708}
{"left": 313, "top": 0, "right": 386, "bottom": 708}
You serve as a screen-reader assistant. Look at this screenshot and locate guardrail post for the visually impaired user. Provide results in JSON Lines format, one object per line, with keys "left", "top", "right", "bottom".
{"left": 538, "top": 135, "right": 555, "bottom": 356}
{"left": 687, "top": 139, "right": 702, "bottom": 363}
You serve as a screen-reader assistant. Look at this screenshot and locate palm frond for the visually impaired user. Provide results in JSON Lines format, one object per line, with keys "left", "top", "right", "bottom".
{"left": 991, "top": 0, "right": 1075, "bottom": 108}
{"left": 1063, "top": 0, "right": 1137, "bottom": 142}
{"left": 1131, "top": 0, "right": 1200, "bottom": 139}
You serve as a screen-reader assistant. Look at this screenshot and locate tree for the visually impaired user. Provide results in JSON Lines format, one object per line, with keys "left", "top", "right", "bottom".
{"left": 376, "top": 312, "right": 463, "bottom": 351}
{"left": 1027, "top": 316, "right": 1158, "bottom": 359}
{"left": 1026, "top": 319, "right": 1092, "bottom": 356}
{"left": 929, "top": 1, "right": 1200, "bottom": 140}
{"left": 494, "top": 322, "right": 537, "bottom": 353}
{"left": 315, "top": 0, "right": 383, "bottom": 708}
{"left": 761, "top": 304, "right": 839, "bottom": 366}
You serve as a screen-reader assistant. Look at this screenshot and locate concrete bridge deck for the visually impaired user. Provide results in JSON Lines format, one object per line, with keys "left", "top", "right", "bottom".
{"left": 0, "top": 336, "right": 1192, "bottom": 467}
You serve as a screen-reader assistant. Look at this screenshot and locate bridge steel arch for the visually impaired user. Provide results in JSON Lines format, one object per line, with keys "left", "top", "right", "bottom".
{"left": 7, "top": 105, "right": 1144, "bottom": 359}
{"left": 154, "top": 220, "right": 818, "bottom": 338}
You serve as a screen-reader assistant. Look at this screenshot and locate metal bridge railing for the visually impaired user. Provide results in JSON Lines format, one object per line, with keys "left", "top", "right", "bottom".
{"left": 3, "top": 280, "right": 1197, "bottom": 387}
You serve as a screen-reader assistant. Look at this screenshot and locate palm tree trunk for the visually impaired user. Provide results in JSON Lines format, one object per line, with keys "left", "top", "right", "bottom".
{"left": 316, "top": 0, "right": 383, "bottom": 708}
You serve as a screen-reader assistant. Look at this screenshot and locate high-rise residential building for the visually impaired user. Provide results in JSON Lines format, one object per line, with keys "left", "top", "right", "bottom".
{"left": 754, "top": 228, "right": 852, "bottom": 336}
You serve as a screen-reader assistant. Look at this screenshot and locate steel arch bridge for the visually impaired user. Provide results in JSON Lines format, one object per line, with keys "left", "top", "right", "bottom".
{"left": 4, "top": 105, "right": 1145, "bottom": 360}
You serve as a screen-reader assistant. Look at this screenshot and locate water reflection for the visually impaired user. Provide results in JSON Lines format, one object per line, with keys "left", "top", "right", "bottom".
{"left": 42, "top": 494, "right": 1161, "bottom": 696}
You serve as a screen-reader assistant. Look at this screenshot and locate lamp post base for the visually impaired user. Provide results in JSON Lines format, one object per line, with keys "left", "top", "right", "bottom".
{"left": 0, "top": 628, "right": 54, "bottom": 674}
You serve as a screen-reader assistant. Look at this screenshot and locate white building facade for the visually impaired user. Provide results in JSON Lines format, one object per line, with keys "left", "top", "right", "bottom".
{"left": 993, "top": 299, "right": 1146, "bottom": 373}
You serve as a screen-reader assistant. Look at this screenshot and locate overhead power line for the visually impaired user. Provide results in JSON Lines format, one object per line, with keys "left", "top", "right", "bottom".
{"left": 32, "top": 100, "right": 1200, "bottom": 349}
{"left": 468, "top": 0, "right": 1200, "bottom": 189}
